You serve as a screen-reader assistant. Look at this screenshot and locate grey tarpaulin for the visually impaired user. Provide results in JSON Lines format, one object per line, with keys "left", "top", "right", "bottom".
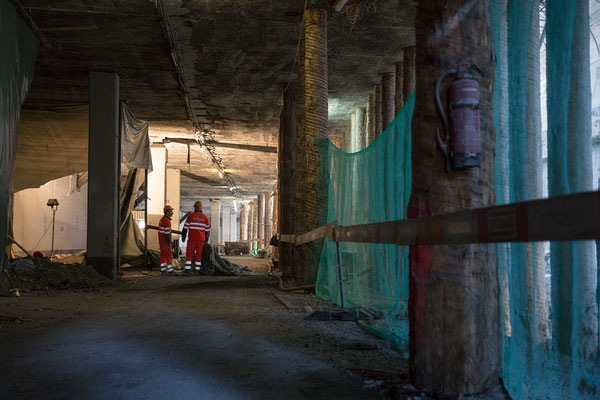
{"left": 1, "top": 0, "right": 38, "bottom": 273}
{"left": 121, "top": 102, "right": 152, "bottom": 171}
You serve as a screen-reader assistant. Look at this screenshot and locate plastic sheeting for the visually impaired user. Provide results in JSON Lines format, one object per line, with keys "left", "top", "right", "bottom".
{"left": 491, "top": 0, "right": 600, "bottom": 398}
{"left": 315, "top": 94, "right": 414, "bottom": 348}
{"left": 1, "top": 0, "right": 38, "bottom": 272}
{"left": 121, "top": 103, "right": 152, "bottom": 171}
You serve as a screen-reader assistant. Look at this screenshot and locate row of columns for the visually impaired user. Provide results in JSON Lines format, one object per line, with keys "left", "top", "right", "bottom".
{"left": 342, "top": 47, "right": 416, "bottom": 152}
{"left": 239, "top": 192, "right": 275, "bottom": 250}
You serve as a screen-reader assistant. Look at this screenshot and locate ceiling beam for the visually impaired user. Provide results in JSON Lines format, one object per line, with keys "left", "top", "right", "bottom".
{"left": 163, "top": 137, "right": 277, "bottom": 154}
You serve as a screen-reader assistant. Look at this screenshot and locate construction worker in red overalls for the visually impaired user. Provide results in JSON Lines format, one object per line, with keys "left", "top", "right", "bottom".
{"left": 181, "top": 201, "right": 210, "bottom": 276}
{"left": 158, "top": 205, "right": 175, "bottom": 276}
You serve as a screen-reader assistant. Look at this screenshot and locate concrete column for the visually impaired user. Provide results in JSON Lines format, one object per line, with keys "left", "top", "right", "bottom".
{"left": 300, "top": 8, "right": 328, "bottom": 284}
{"left": 146, "top": 145, "right": 167, "bottom": 251}
{"left": 280, "top": 83, "right": 296, "bottom": 281}
{"left": 395, "top": 56, "right": 405, "bottom": 114}
{"left": 410, "top": 1, "right": 497, "bottom": 395}
{"left": 403, "top": 46, "right": 416, "bottom": 101}
{"left": 347, "top": 113, "right": 357, "bottom": 152}
{"left": 367, "top": 93, "right": 376, "bottom": 145}
{"left": 252, "top": 197, "right": 259, "bottom": 250}
{"left": 248, "top": 201, "right": 255, "bottom": 251}
{"left": 360, "top": 107, "right": 367, "bottom": 149}
{"left": 257, "top": 194, "right": 264, "bottom": 248}
{"left": 87, "top": 72, "right": 120, "bottom": 279}
{"left": 382, "top": 72, "right": 396, "bottom": 129}
{"left": 209, "top": 199, "right": 220, "bottom": 247}
{"left": 222, "top": 206, "right": 231, "bottom": 243}
{"left": 264, "top": 191, "right": 272, "bottom": 241}
{"left": 240, "top": 203, "right": 248, "bottom": 240}
{"left": 375, "top": 82, "right": 383, "bottom": 138}
{"left": 350, "top": 107, "right": 365, "bottom": 152}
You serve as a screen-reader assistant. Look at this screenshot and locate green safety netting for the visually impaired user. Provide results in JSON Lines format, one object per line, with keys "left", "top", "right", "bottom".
{"left": 315, "top": 93, "right": 414, "bottom": 349}
{"left": 1, "top": 0, "right": 38, "bottom": 274}
{"left": 491, "top": 0, "right": 599, "bottom": 398}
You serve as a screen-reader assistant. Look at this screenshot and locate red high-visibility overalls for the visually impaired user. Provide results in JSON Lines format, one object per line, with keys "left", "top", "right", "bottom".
{"left": 184, "top": 211, "right": 210, "bottom": 272}
{"left": 158, "top": 216, "right": 173, "bottom": 273}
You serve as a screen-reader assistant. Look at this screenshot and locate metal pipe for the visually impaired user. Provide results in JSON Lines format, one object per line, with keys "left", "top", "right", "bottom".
{"left": 50, "top": 209, "right": 56, "bottom": 257}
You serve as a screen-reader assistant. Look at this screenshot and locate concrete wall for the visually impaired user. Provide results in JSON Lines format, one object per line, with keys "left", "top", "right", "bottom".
{"left": 13, "top": 175, "right": 87, "bottom": 255}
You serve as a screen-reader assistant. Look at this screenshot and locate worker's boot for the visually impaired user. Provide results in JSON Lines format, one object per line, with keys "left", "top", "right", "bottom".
{"left": 167, "top": 267, "right": 175, "bottom": 276}
{"left": 183, "top": 269, "right": 192, "bottom": 277}
{"left": 161, "top": 270, "right": 167, "bottom": 277}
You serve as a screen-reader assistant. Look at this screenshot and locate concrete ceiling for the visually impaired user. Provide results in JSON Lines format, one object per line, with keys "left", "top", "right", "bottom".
{"left": 18, "top": 0, "right": 415, "bottom": 205}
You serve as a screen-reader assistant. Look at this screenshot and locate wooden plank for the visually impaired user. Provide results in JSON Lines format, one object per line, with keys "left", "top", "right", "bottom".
{"left": 280, "top": 234, "right": 296, "bottom": 244}
{"left": 294, "top": 220, "right": 337, "bottom": 246}
{"left": 333, "top": 191, "right": 600, "bottom": 246}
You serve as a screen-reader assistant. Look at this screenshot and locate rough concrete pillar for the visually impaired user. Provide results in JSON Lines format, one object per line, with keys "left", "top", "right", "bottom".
{"left": 257, "top": 194, "right": 264, "bottom": 248}
{"left": 360, "top": 107, "right": 367, "bottom": 149}
{"left": 403, "top": 46, "right": 416, "bottom": 101}
{"left": 280, "top": 83, "right": 296, "bottom": 281}
{"left": 293, "top": 37, "right": 307, "bottom": 283}
{"left": 248, "top": 201, "right": 255, "bottom": 251}
{"left": 375, "top": 82, "right": 383, "bottom": 138}
{"left": 240, "top": 203, "right": 248, "bottom": 241}
{"left": 382, "top": 72, "right": 396, "bottom": 129}
{"left": 347, "top": 113, "right": 357, "bottom": 152}
{"left": 395, "top": 56, "right": 405, "bottom": 114}
{"left": 367, "top": 93, "right": 376, "bottom": 145}
{"left": 264, "top": 191, "right": 272, "bottom": 241}
{"left": 222, "top": 206, "right": 231, "bottom": 243}
{"left": 409, "top": 1, "right": 497, "bottom": 396}
{"left": 209, "top": 199, "right": 220, "bottom": 247}
{"left": 87, "top": 72, "right": 120, "bottom": 279}
{"left": 252, "top": 197, "right": 259, "bottom": 250}
{"left": 353, "top": 107, "right": 365, "bottom": 151}
{"left": 300, "top": 8, "right": 328, "bottom": 284}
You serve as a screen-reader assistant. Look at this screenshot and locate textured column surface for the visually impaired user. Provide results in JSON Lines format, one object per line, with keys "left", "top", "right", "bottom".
{"left": 358, "top": 107, "right": 367, "bottom": 150}
{"left": 240, "top": 203, "right": 248, "bottom": 241}
{"left": 375, "top": 82, "right": 383, "bottom": 138}
{"left": 209, "top": 200, "right": 220, "bottom": 246}
{"left": 395, "top": 57, "right": 405, "bottom": 114}
{"left": 280, "top": 84, "right": 296, "bottom": 281}
{"left": 264, "top": 191, "right": 272, "bottom": 241}
{"left": 367, "top": 93, "right": 376, "bottom": 145}
{"left": 409, "top": 0, "right": 498, "bottom": 396}
{"left": 293, "top": 38, "right": 306, "bottom": 283}
{"left": 248, "top": 201, "right": 255, "bottom": 250}
{"left": 382, "top": 72, "right": 396, "bottom": 129}
{"left": 87, "top": 72, "right": 120, "bottom": 279}
{"left": 300, "top": 8, "right": 328, "bottom": 284}
{"left": 257, "top": 194, "right": 265, "bottom": 248}
{"left": 403, "top": 46, "right": 416, "bottom": 101}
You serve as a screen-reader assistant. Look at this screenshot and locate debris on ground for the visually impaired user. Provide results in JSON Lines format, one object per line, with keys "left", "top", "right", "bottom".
{"left": 5, "top": 258, "right": 116, "bottom": 291}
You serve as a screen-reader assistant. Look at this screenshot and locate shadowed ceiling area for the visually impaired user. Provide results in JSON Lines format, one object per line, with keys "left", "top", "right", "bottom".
{"left": 16, "top": 0, "right": 415, "bottom": 203}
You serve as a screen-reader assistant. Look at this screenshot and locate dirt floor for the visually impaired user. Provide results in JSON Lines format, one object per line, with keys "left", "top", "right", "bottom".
{"left": 0, "top": 256, "right": 507, "bottom": 399}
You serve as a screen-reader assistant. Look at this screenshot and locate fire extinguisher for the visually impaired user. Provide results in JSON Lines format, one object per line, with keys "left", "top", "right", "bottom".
{"left": 435, "top": 63, "right": 484, "bottom": 172}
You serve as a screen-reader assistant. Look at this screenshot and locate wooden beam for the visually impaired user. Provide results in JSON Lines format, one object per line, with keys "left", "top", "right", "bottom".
{"left": 295, "top": 220, "right": 337, "bottom": 246}
{"left": 163, "top": 137, "right": 277, "bottom": 153}
{"left": 332, "top": 191, "right": 600, "bottom": 246}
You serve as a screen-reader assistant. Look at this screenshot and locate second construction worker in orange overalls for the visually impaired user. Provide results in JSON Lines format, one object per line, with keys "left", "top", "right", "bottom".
{"left": 159, "top": 205, "right": 175, "bottom": 276}
{"left": 181, "top": 201, "right": 210, "bottom": 276}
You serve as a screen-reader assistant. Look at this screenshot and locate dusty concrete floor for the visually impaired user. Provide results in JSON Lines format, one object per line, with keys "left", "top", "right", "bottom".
{"left": 0, "top": 256, "right": 416, "bottom": 399}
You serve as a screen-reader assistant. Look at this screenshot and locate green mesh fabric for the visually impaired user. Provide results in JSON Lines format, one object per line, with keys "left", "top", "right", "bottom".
{"left": 491, "top": 0, "right": 600, "bottom": 398}
{"left": 315, "top": 93, "right": 414, "bottom": 347}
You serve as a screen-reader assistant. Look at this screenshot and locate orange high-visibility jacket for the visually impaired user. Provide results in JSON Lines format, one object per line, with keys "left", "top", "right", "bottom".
{"left": 184, "top": 211, "right": 210, "bottom": 242}
{"left": 158, "top": 216, "right": 172, "bottom": 244}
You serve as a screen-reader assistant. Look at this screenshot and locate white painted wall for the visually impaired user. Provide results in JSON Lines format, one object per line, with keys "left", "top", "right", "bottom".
{"left": 222, "top": 206, "right": 231, "bottom": 243}
{"left": 166, "top": 168, "right": 181, "bottom": 231}
{"left": 13, "top": 175, "right": 87, "bottom": 255}
{"left": 146, "top": 145, "right": 167, "bottom": 251}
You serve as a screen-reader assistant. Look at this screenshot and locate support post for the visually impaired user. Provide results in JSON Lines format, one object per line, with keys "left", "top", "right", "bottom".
{"left": 144, "top": 168, "right": 148, "bottom": 267}
{"left": 87, "top": 71, "right": 120, "bottom": 279}
{"left": 382, "top": 71, "right": 396, "bottom": 129}
{"left": 248, "top": 201, "right": 255, "bottom": 253}
{"left": 301, "top": 8, "right": 328, "bottom": 284}
{"left": 264, "top": 191, "right": 272, "bottom": 241}
{"left": 280, "top": 83, "right": 296, "bottom": 281}
{"left": 367, "top": 93, "right": 376, "bottom": 145}
{"left": 395, "top": 56, "right": 405, "bottom": 114}
{"left": 374, "top": 82, "right": 383, "bottom": 138}
{"left": 409, "top": 1, "right": 498, "bottom": 395}
{"left": 240, "top": 203, "right": 248, "bottom": 241}
{"left": 403, "top": 46, "right": 416, "bottom": 101}
{"left": 257, "top": 194, "right": 264, "bottom": 248}
{"left": 209, "top": 199, "right": 220, "bottom": 247}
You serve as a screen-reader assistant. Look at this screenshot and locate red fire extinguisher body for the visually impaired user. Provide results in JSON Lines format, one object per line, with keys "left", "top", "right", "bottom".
{"left": 449, "top": 77, "right": 481, "bottom": 169}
